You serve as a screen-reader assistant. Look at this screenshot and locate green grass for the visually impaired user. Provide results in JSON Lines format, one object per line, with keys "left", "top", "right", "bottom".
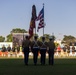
{"left": 0, "top": 58, "right": 76, "bottom": 75}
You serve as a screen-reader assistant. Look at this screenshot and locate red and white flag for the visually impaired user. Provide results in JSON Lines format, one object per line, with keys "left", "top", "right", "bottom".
{"left": 29, "top": 5, "right": 37, "bottom": 38}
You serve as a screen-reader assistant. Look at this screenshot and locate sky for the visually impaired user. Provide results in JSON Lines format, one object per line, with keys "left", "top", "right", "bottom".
{"left": 0, "top": 0, "right": 76, "bottom": 40}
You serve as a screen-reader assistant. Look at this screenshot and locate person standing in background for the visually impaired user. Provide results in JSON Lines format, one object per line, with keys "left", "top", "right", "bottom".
{"left": 72, "top": 44, "right": 75, "bottom": 56}
{"left": 7, "top": 45, "right": 11, "bottom": 57}
{"left": 16, "top": 44, "right": 20, "bottom": 57}
{"left": 1, "top": 45, "right": 7, "bottom": 57}
{"left": 12, "top": 45, "right": 16, "bottom": 57}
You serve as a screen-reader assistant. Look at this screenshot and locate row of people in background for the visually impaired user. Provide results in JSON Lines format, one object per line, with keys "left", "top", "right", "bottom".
{"left": 1, "top": 44, "right": 20, "bottom": 53}
{"left": 22, "top": 35, "right": 55, "bottom": 66}
{"left": 55, "top": 44, "right": 76, "bottom": 57}
{"left": 1, "top": 43, "right": 76, "bottom": 57}
{"left": 57, "top": 44, "right": 76, "bottom": 53}
{"left": 0, "top": 44, "right": 22, "bottom": 57}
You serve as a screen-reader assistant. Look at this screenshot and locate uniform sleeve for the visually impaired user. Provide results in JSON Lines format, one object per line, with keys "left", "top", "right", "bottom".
{"left": 54, "top": 43, "right": 56, "bottom": 49}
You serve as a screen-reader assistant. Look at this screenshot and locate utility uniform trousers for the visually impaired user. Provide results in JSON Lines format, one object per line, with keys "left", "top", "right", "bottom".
{"left": 23, "top": 47, "right": 29, "bottom": 65}
{"left": 48, "top": 49, "right": 54, "bottom": 65}
{"left": 32, "top": 47, "right": 39, "bottom": 64}
{"left": 40, "top": 48, "right": 46, "bottom": 65}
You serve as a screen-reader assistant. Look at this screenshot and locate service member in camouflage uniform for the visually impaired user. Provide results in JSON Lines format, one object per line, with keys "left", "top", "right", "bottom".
{"left": 48, "top": 36, "right": 55, "bottom": 65}
{"left": 40, "top": 36, "right": 48, "bottom": 65}
{"left": 31, "top": 35, "right": 40, "bottom": 65}
{"left": 22, "top": 35, "right": 31, "bottom": 65}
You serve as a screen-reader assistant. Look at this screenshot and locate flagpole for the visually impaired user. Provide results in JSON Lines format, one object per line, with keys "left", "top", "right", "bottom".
{"left": 43, "top": 3, "right": 44, "bottom": 36}
{"left": 35, "top": 22, "right": 36, "bottom": 35}
{"left": 33, "top": 5, "right": 37, "bottom": 36}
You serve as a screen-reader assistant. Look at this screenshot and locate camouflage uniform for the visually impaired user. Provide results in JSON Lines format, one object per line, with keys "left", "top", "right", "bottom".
{"left": 48, "top": 36, "right": 55, "bottom": 65}
{"left": 22, "top": 35, "right": 31, "bottom": 65}
{"left": 40, "top": 36, "right": 48, "bottom": 65}
{"left": 31, "top": 36, "right": 40, "bottom": 65}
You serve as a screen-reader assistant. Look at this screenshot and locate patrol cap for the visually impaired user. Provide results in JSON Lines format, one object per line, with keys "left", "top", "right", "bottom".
{"left": 34, "top": 35, "right": 38, "bottom": 39}
{"left": 42, "top": 36, "right": 45, "bottom": 39}
{"left": 25, "top": 35, "right": 29, "bottom": 39}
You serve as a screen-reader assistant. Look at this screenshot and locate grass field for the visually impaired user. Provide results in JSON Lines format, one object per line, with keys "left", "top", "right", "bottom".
{"left": 0, "top": 57, "right": 76, "bottom": 75}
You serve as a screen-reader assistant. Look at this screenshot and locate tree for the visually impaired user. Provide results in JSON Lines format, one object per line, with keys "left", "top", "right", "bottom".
{"left": 0, "top": 36, "right": 5, "bottom": 42}
{"left": 6, "top": 28, "right": 27, "bottom": 42}
{"left": 6, "top": 34, "right": 12, "bottom": 42}
{"left": 44, "top": 34, "right": 50, "bottom": 41}
{"left": 11, "top": 28, "right": 27, "bottom": 33}
{"left": 62, "top": 35, "right": 76, "bottom": 45}
{"left": 38, "top": 34, "right": 53, "bottom": 41}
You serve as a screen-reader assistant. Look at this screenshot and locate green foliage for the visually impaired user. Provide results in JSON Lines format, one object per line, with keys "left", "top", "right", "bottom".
{"left": 62, "top": 35, "right": 76, "bottom": 45}
{"left": 0, "top": 36, "right": 5, "bottom": 42}
{"left": 44, "top": 34, "right": 50, "bottom": 41}
{"left": 63, "top": 35, "right": 75, "bottom": 41}
{"left": 11, "top": 28, "right": 27, "bottom": 33}
{"left": 6, "top": 28, "right": 28, "bottom": 42}
{"left": 55, "top": 42, "right": 59, "bottom": 47}
{"left": 34, "top": 34, "right": 38, "bottom": 37}
{"left": 38, "top": 34, "right": 50, "bottom": 41}
{"left": 6, "top": 34, "right": 12, "bottom": 42}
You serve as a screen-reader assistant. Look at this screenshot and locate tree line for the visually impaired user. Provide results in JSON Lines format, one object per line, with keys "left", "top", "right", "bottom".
{"left": 0, "top": 28, "right": 76, "bottom": 46}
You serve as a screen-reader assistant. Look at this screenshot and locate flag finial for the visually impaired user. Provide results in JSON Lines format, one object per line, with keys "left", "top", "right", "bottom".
{"left": 43, "top": 3, "right": 44, "bottom": 6}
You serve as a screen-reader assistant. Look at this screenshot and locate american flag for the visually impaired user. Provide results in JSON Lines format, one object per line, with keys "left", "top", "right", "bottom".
{"left": 37, "top": 7, "right": 45, "bottom": 32}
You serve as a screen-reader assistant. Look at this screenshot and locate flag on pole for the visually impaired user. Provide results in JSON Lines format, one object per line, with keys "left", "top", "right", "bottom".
{"left": 29, "top": 5, "right": 37, "bottom": 38}
{"left": 37, "top": 6, "right": 44, "bottom": 32}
